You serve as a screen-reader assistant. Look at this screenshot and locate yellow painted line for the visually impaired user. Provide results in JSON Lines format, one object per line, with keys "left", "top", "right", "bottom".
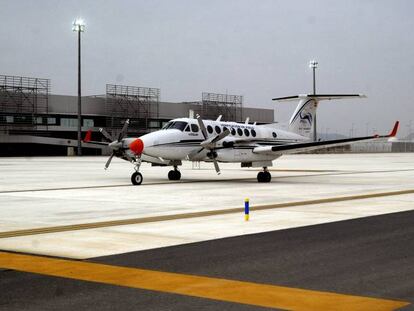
{"left": 0, "top": 252, "right": 408, "bottom": 311}
{"left": 1, "top": 188, "right": 414, "bottom": 239}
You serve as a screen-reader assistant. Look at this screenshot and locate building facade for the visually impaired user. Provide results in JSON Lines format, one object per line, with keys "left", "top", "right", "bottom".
{"left": 0, "top": 75, "right": 274, "bottom": 156}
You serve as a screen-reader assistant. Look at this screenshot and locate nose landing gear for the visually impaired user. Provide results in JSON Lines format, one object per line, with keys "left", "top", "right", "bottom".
{"left": 168, "top": 166, "right": 181, "bottom": 181}
{"left": 131, "top": 157, "right": 143, "bottom": 185}
{"left": 131, "top": 171, "right": 143, "bottom": 185}
{"left": 257, "top": 167, "right": 271, "bottom": 183}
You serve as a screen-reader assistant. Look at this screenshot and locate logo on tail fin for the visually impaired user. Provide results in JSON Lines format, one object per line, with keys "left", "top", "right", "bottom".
{"left": 299, "top": 111, "right": 313, "bottom": 126}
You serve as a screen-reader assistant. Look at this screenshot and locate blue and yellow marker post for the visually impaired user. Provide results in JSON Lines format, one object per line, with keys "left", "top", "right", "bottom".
{"left": 244, "top": 198, "right": 250, "bottom": 221}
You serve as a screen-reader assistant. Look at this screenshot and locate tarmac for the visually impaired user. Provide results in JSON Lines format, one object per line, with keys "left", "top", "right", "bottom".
{"left": 0, "top": 153, "right": 413, "bottom": 310}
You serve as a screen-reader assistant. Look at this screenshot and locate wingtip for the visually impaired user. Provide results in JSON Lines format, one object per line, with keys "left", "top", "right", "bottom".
{"left": 389, "top": 121, "right": 399, "bottom": 137}
{"left": 82, "top": 129, "right": 92, "bottom": 143}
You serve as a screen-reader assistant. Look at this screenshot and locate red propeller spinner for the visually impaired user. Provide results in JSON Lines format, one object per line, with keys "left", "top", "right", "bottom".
{"left": 129, "top": 138, "right": 144, "bottom": 155}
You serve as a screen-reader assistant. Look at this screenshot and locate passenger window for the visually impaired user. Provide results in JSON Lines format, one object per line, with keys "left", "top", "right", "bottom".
{"left": 244, "top": 129, "right": 250, "bottom": 137}
{"left": 191, "top": 124, "right": 199, "bottom": 132}
{"left": 207, "top": 125, "right": 213, "bottom": 134}
{"left": 231, "top": 128, "right": 236, "bottom": 135}
{"left": 272, "top": 132, "right": 277, "bottom": 138}
{"left": 251, "top": 129, "right": 257, "bottom": 137}
{"left": 215, "top": 126, "right": 221, "bottom": 134}
{"left": 237, "top": 128, "right": 243, "bottom": 136}
{"left": 223, "top": 126, "right": 228, "bottom": 133}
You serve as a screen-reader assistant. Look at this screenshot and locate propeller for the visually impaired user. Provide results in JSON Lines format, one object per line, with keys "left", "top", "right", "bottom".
{"left": 99, "top": 128, "right": 114, "bottom": 142}
{"left": 196, "top": 114, "right": 230, "bottom": 175}
{"left": 99, "top": 119, "right": 130, "bottom": 170}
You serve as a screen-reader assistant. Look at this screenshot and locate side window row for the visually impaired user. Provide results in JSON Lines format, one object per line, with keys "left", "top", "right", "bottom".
{"left": 183, "top": 123, "right": 276, "bottom": 139}
{"left": 206, "top": 125, "right": 257, "bottom": 137}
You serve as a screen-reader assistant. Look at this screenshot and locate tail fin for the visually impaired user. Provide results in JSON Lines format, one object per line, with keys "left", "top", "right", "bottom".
{"left": 273, "top": 94, "right": 366, "bottom": 139}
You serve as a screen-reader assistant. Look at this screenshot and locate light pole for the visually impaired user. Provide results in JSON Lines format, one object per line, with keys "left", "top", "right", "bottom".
{"left": 309, "top": 60, "right": 318, "bottom": 141}
{"left": 73, "top": 18, "right": 85, "bottom": 156}
{"left": 309, "top": 60, "right": 318, "bottom": 95}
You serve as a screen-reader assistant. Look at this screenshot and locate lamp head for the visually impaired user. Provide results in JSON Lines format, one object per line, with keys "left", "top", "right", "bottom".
{"left": 309, "top": 60, "right": 318, "bottom": 69}
{"left": 72, "top": 19, "right": 85, "bottom": 32}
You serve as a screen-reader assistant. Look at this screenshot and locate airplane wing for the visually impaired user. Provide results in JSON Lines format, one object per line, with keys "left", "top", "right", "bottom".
{"left": 253, "top": 121, "right": 399, "bottom": 155}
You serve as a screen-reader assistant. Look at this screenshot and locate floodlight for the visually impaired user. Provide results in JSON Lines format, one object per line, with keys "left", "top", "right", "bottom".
{"left": 72, "top": 19, "right": 85, "bottom": 32}
{"left": 309, "top": 60, "right": 318, "bottom": 69}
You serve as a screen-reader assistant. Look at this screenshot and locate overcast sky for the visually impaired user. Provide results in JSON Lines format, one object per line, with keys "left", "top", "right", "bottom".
{"left": 1, "top": 0, "right": 413, "bottom": 137}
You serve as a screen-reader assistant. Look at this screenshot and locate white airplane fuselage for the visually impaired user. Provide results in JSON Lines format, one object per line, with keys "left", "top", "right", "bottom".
{"left": 124, "top": 118, "right": 308, "bottom": 164}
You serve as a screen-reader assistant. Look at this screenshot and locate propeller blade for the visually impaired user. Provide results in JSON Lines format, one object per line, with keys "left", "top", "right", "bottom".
{"left": 196, "top": 147, "right": 205, "bottom": 154}
{"left": 196, "top": 114, "right": 208, "bottom": 140}
{"left": 99, "top": 128, "right": 114, "bottom": 142}
{"left": 118, "top": 119, "right": 130, "bottom": 141}
{"left": 186, "top": 147, "right": 205, "bottom": 160}
{"left": 211, "top": 128, "right": 230, "bottom": 144}
{"left": 104, "top": 152, "right": 115, "bottom": 170}
{"left": 200, "top": 129, "right": 231, "bottom": 149}
{"left": 213, "top": 158, "right": 221, "bottom": 175}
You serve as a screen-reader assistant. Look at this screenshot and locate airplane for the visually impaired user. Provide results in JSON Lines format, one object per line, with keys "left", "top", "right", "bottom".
{"left": 83, "top": 94, "right": 399, "bottom": 185}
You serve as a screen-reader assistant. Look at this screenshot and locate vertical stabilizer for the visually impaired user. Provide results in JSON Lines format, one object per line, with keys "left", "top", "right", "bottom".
{"left": 288, "top": 98, "right": 317, "bottom": 138}
{"left": 272, "top": 94, "right": 366, "bottom": 140}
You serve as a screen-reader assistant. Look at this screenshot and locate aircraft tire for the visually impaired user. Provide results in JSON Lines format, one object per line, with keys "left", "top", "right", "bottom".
{"left": 264, "top": 171, "right": 271, "bottom": 182}
{"left": 131, "top": 172, "right": 143, "bottom": 185}
{"left": 257, "top": 172, "right": 265, "bottom": 182}
{"left": 168, "top": 170, "right": 181, "bottom": 181}
{"left": 257, "top": 171, "right": 271, "bottom": 183}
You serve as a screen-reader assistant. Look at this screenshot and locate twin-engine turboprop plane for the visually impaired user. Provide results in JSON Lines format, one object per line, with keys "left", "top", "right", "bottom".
{"left": 84, "top": 94, "right": 399, "bottom": 185}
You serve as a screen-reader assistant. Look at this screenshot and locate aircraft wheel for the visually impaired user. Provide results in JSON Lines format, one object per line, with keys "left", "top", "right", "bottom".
{"left": 257, "top": 171, "right": 265, "bottom": 182}
{"left": 168, "top": 170, "right": 181, "bottom": 181}
{"left": 264, "top": 171, "right": 272, "bottom": 182}
{"left": 131, "top": 172, "right": 143, "bottom": 185}
{"left": 257, "top": 171, "right": 271, "bottom": 183}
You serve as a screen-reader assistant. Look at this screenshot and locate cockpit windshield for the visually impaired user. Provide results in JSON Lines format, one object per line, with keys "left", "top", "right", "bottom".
{"left": 170, "top": 121, "right": 188, "bottom": 131}
{"left": 162, "top": 121, "right": 173, "bottom": 129}
{"left": 162, "top": 121, "right": 188, "bottom": 131}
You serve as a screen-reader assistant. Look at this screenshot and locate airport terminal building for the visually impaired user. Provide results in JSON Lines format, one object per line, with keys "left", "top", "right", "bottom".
{"left": 0, "top": 74, "right": 274, "bottom": 156}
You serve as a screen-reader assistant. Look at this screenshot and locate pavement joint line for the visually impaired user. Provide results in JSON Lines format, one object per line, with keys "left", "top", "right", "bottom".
{"left": 1, "top": 188, "right": 414, "bottom": 239}
{"left": 0, "top": 251, "right": 409, "bottom": 311}
{"left": 1, "top": 168, "right": 413, "bottom": 194}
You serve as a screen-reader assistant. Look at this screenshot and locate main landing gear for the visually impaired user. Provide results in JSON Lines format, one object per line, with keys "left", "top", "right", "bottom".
{"left": 257, "top": 167, "right": 271, "bottom": 183}
{"left": 168, "top": 166, "right": 181, "bottom": 181}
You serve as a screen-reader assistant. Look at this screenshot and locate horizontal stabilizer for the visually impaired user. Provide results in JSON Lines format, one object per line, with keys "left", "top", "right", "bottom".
{"left": 272, "top": 94, "right": 366, "bottom": 101}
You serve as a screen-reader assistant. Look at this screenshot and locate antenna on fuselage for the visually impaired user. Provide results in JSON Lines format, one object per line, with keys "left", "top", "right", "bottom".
{"left": 216, "top": 115, "right": 222, "bottom": 122}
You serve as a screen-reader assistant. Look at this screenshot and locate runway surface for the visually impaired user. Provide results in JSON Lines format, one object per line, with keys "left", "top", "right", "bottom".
{"left": 0, "top": 154, "right": 413, "bottom": 310}
{"left": 1, "top": 154, "right": 414, "bottom": 259}
{"left": 1, "top": 210, "right": 412, "bottom": 310}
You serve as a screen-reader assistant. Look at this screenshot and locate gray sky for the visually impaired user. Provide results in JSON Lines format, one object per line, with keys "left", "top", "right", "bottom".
{"left": 1, "top": 0, "right": 413, "bottom": 137}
